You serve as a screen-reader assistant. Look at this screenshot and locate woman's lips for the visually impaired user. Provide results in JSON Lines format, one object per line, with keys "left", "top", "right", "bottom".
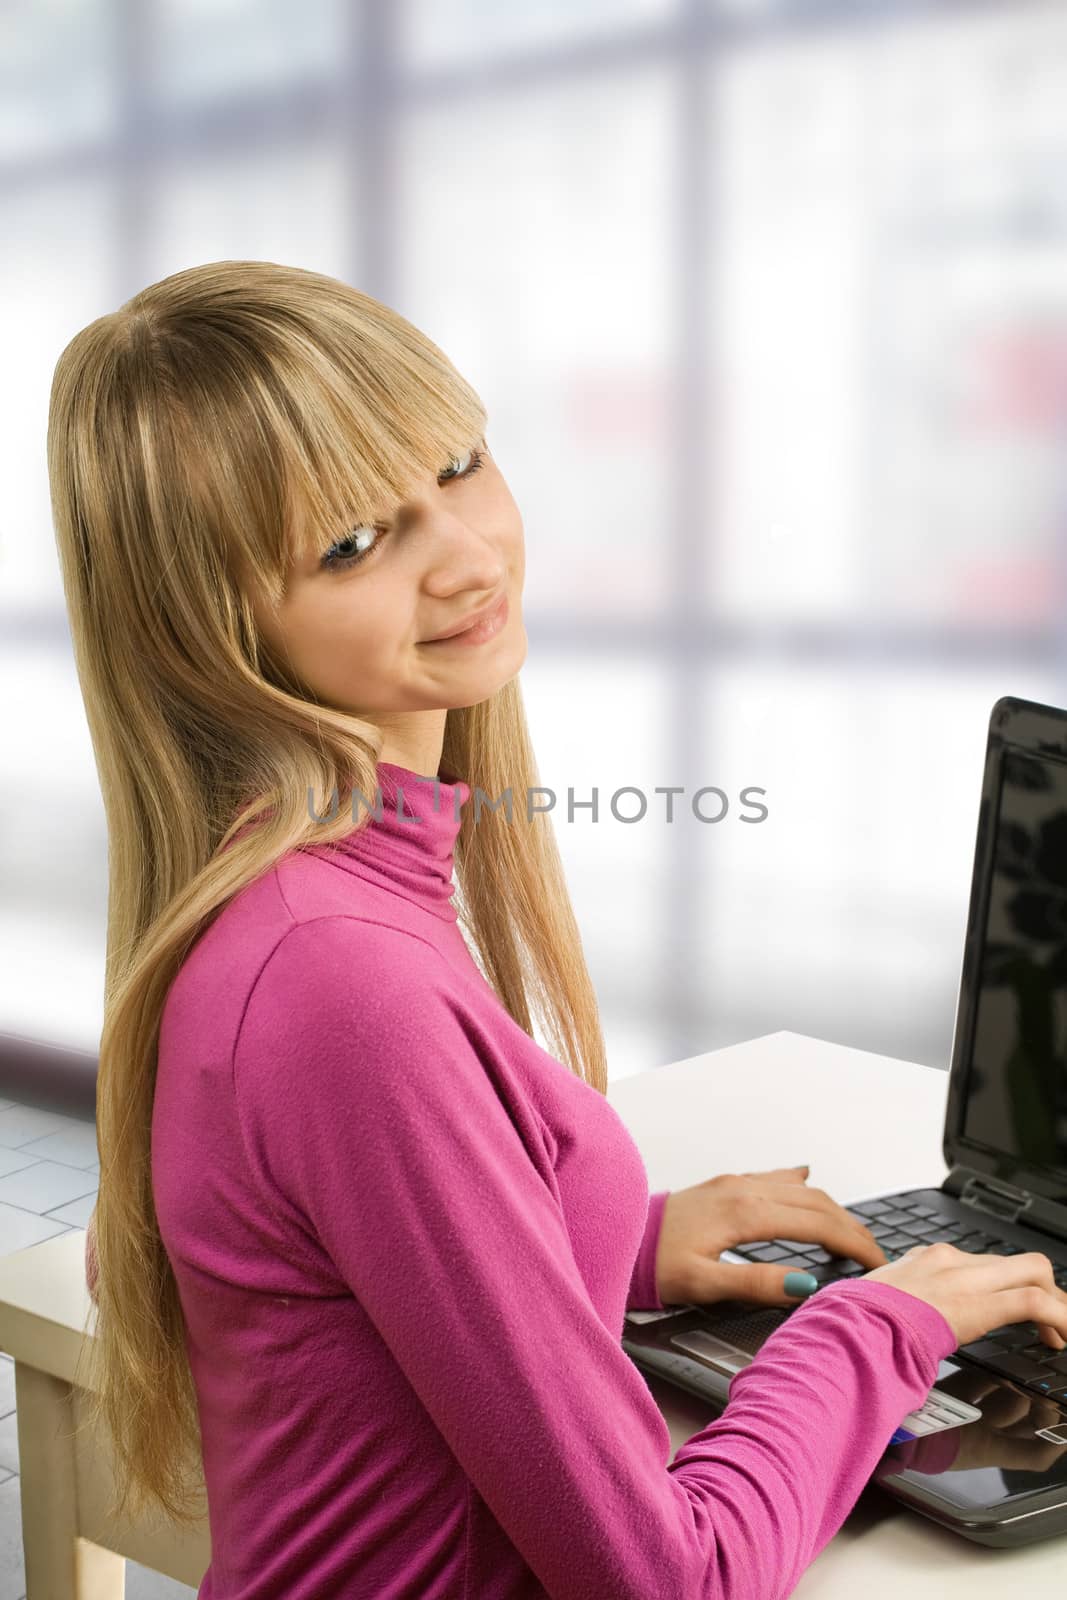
{"left": 422, "top": 594, "right": 509, "bottom": 647}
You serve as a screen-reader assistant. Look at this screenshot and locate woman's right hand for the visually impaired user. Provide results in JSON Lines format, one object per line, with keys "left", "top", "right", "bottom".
{"left": 861, "top": 1240, "right": 1067, "bottom": 1351}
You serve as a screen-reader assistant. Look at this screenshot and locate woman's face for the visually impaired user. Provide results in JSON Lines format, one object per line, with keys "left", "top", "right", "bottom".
{"left": 255, "top": 435, "right": 527, "bottom": 722}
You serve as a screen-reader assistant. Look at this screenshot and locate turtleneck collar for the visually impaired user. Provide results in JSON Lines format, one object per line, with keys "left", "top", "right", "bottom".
{"left": 325, "top": 759, "right": 471, "bottom": 920}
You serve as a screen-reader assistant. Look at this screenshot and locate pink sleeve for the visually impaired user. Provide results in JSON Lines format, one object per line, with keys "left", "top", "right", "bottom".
{"left": 668, "top": 1275, "right": 959, "bottom": 1596}
{"left": 233, "top": 916, "right": 958, "bottom": 1600}
{"left": 627, "top": 1189, "right": 669, "bottom": 1311}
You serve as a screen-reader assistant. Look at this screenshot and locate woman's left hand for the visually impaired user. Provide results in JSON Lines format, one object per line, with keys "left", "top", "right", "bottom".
{"left": 654, "top": 1164, "right": 889, "bottom": 1308}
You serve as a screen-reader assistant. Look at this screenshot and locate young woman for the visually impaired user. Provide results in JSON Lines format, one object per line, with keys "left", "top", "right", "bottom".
{"left": 52, "top": 260, "right": 1067, "bottom": 1599}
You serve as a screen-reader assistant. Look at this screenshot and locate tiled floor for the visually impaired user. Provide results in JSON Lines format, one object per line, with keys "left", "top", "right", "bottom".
{"left": 0, "top": 1094, "right": 197, "bottom": 1599}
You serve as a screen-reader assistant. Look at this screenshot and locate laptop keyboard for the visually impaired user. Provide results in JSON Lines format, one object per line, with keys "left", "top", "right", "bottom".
{"left": 733, "top": 1189, "right": 1067, "bottom": 1402}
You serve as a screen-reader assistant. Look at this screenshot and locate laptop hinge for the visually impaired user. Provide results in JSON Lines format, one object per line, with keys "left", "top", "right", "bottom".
{"left": 959, "top": 1173, "right": 1034, "bottom": 1225}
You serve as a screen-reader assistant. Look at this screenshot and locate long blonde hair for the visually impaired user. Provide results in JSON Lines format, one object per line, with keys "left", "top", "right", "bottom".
{"left": 46, "top": 259, "right": 608, "bottom": 1530}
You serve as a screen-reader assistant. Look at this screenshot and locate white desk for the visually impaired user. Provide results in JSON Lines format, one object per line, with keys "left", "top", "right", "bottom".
{"left": 1, "top": 1028, "right": 1063, "bottom": 1596}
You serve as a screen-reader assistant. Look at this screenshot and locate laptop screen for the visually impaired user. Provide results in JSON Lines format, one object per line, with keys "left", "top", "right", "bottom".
{"left": 962, "top": 746, "right": 1067, "bottom": 1176}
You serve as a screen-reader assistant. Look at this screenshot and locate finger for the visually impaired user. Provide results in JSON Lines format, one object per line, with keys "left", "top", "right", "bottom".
{"left": 695, "top": 1258, "right": 815, "bottom": 1308}
{"left": 907, "top": 1244, "right": 1067, "bottom": 1349}
{"left": 951, "top": 1248, "right": 1067, "bottom": 1307}
{"left": 991, "top": 1283, "right": 1067, "bottom": 1347}
{"left": 936, "top": 1246, "right": 1061, "bottom": 1279}
{"left": 741, "top": 1165, "right": 811, "bottom": 1184}
{"left": 755, "top": 1177, "right": 889, "bottom": 1260}
{"left": 747, "top": 1193, "right": 887, "bottom": 1266}
{"left": 902, "top": 1241, "right": 1067, "bottom": 1344}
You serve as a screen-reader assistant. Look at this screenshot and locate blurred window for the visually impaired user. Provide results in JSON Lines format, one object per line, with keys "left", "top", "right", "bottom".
{"left": 3, "top": 0, "right": 1067, "bottom": 1079}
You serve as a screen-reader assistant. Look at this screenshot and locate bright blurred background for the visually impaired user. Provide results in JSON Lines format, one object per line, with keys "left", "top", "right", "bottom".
{"left": 5, "top": 0, "right": 1067, "bottom": 1086}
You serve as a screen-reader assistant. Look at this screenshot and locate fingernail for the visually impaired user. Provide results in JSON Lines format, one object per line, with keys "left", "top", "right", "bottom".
{"left": 784, "top": 1271, "right": 820, "bottom": 1298}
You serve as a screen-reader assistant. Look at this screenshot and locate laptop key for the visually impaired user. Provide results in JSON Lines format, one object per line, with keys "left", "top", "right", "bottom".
{"left": 954, "top": 1232, "right": 998, "bottom": 1252}
{"left": 981, "top": 1351, "right": 1061, "bottom": 1383}
{"left": 737, "top": 1247, "right": 831, "bottom": 1276}
{"left": 1027, "top": 1375, "right": 1067, "bottom": 1395}
{"left": 1023, "top": 1350, "right": 1067, "bottom": 1376}
{"left": 988, "top": 1327, "right": 1039, "bottom": 1348}
{"left": 962, "top": 1338, "right": 1013, "bottom": 1361}
{"left": 1019, "top": 1342, "right": 1065, "bottom": 1362}
{"left": 804, "top": 1263, "right": 845, "bottom": 1283}
{"left": 745, "top": 1244, "right": 795, "bottom": 1263}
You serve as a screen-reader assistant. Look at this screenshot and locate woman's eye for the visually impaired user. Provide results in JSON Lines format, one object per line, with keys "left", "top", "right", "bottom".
{"left": 320, "top": 524, "right": 384, "bottom": 572}
{"left": 319, "top": 444, "right": 486, "bottom": 572}
{"left": 438, "top": 443, "right": 486, "bottom": 487}
{"left": 439, "top": 447, "right": 474, "bottom": 481}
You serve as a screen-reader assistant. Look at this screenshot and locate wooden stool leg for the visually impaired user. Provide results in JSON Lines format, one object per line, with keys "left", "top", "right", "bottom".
{"left": 15, "top": 1362, "right": 125, "bottom": 1600}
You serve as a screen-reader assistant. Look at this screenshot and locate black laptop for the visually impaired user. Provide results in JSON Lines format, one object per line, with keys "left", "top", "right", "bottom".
{"left": 623, "top": 694, "right": 1067, "bottom": 1548}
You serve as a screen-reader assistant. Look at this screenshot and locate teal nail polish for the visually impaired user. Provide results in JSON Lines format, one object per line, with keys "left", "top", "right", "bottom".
{"left": 784, "top": 1271, "right": 819, "bottom": 1298}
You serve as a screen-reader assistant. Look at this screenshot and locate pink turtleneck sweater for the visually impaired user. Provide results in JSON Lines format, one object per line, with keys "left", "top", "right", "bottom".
{"left": 88, "top": 760, "right": 960, "bottom": 1598}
